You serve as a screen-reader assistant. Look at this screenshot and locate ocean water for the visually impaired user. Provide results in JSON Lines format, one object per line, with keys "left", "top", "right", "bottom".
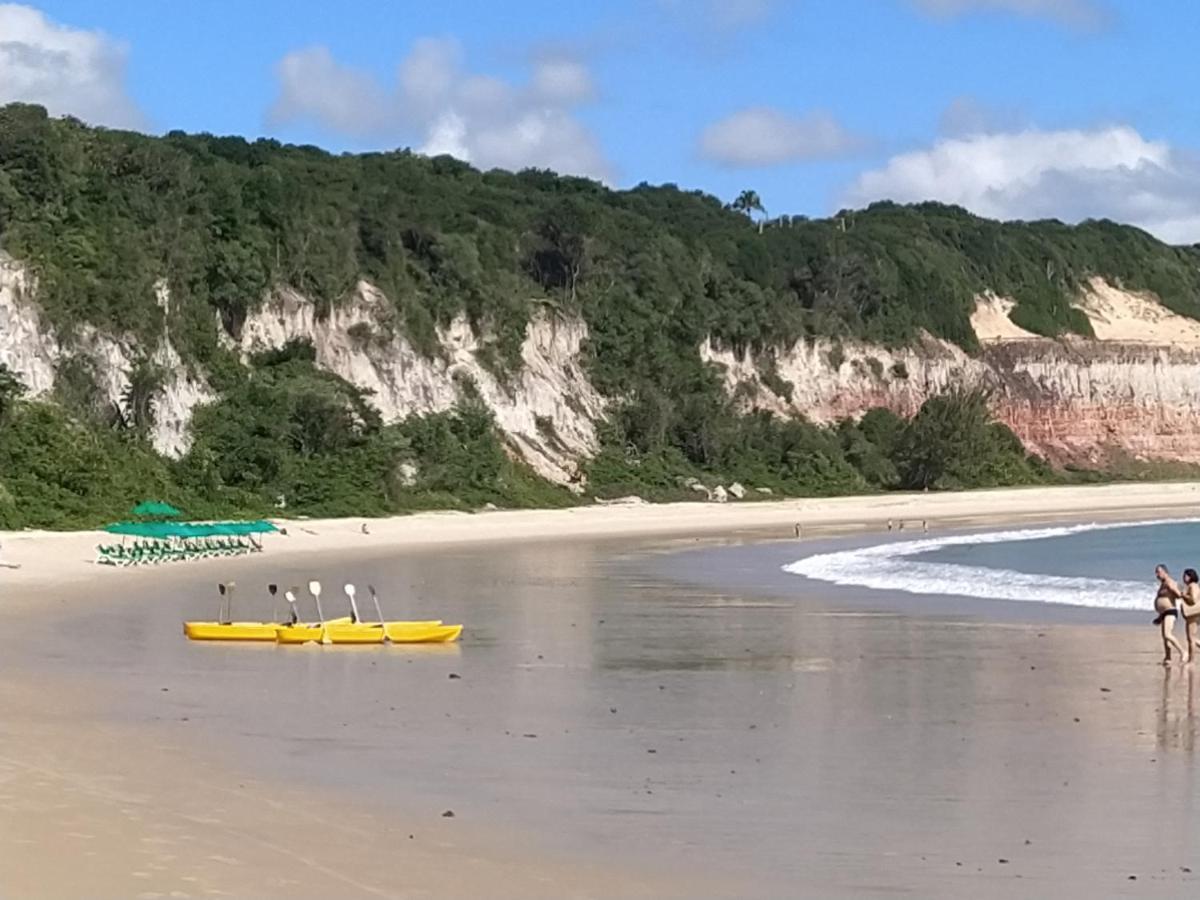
{"left": 784, "top": 519, "right": 1200, "bottom": 611}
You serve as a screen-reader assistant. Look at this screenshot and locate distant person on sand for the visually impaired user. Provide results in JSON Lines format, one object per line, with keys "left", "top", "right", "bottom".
{"left": 1153, "top": 564, "right": 1185, "bottom": 665}
{"left": 1180, "top": 568, "right": 1200, "bottom": 664}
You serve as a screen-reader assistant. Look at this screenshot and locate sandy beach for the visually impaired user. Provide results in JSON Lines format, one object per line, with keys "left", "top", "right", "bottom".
{"left": 4, "top": 481, "right": 1200, "bottom": 592}
{"left": 4, "top": 483, "right": 1200, "bottom": 898}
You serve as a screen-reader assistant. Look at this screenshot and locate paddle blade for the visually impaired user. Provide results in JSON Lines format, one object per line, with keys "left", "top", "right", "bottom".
{"left": 344, "top": 583, "right": 356, "bottom": 598}
{"left": 308, "top": 580, "right": 321, "bottom": 597}
{"left": 218, "top": 583, "right": 226, "bottom": 596}
{"left": 268, "top": 583, "right": 278, "bottom": 596}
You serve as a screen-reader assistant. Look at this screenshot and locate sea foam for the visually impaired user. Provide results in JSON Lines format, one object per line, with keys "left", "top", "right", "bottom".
{"left": 781, "top": 520, "right": 1196, "bottom": 610}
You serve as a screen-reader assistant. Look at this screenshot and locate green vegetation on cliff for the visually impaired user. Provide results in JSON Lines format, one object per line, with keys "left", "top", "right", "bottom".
{"left": 0, "top": 104, "right": 1196, "bottom": 527}
{"left": 5, "top": 103, "right": 1200, "bottom": 365}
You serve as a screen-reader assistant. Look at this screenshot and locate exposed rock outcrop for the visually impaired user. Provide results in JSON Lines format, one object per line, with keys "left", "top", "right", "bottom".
{"left": 704, "top": 278, "right": 1200, "bottom": 466}
{"left": 0, "top": 261, "right": 211, "bottom": 457}
{"left": 987, "top": 341, "right": 1200, "bottom": 465}
{"left": 232, "top": 283, "right": 605, "bottom": 484}
{"left": 5, "top": 253, "right": 1200, "bottom": 475}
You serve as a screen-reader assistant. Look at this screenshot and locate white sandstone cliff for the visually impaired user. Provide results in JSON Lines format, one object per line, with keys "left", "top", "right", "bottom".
{"left": 0, "top": 261, "right": 212, "bottom": 457}
{"left": 6, "top": 253, "right": 1200, "bottom": 475}
{"left": 232, "top": 282, "right": 605, "bottom": 484}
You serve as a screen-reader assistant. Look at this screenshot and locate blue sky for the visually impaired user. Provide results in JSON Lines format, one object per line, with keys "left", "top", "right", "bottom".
{"left": 4, "top": 1, "right": 1200, "bottom": 241}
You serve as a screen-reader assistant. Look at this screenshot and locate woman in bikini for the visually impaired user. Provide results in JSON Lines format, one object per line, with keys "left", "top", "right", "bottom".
{"left": 1180, "top": 568, "right": 1200, "bottom": 665}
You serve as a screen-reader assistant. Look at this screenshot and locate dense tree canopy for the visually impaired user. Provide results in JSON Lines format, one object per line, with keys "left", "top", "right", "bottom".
{"left": 0, "top": 104, "right": 1196, "bottom": 526}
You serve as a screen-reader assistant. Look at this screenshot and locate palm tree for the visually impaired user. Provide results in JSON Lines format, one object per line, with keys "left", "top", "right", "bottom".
{"left": 730, "top": 190, "right": 767, "bottom": 233}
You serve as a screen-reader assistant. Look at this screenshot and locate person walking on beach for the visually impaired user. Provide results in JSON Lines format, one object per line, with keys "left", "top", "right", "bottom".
{"left": 1153, "top": 564, "right": 1185, "bottom": 665}
{"left": 1180, "top": 569, "right": 1200, "bottom": 664}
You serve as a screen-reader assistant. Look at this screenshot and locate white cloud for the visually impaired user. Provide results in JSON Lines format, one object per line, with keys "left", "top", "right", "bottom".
{"left": 699, "top": 107, "right": 864, "bottom": 167}
{"left": 531, "top": 58, "right": 595, "bottom": 104}
{"left": 843, "top": 125, "right": 1200, "bottom": 244}
{"left": 270, "top": 46, "right": 391, "bottom": 135}
{"left": 910, "top": 0, "right": 1111, "bottom": 30}
{"left": 268, "top": 37, "right": 610, "bottom": 181}
{"left": 0, "top": 3, "right": 142, "bottom": 128}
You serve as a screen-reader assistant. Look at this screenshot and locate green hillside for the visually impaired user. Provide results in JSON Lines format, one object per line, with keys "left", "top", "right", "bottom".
{"left": 1, "top": 103, "right": 1198, "bottom": 527}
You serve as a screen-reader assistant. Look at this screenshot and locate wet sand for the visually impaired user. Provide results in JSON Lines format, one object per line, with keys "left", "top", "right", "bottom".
{"left": 4, "top": 495, "right": 1200, "bottom": 896}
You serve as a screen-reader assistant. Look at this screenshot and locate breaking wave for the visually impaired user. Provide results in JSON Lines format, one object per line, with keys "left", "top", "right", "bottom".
{"left": 781, "top": 520, "right": 1192, "bottom": 610}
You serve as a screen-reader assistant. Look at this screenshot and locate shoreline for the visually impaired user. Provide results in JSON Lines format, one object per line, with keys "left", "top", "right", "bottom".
{"left": 4, "top": 485, "right": 1200, "bottom": 895}
{"left": 4, "top": 481, "right": 1200, "bottom": 594}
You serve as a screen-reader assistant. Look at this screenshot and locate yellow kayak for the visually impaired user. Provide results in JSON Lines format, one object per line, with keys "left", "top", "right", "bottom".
{"left": 389, "top": 622, "right": 462, "bottom": 644}
{"left": 184, "top": 617, "right": 351, "bottom": 642}
{"left": 274, "top": 621, "right": 460, "bottom": 645}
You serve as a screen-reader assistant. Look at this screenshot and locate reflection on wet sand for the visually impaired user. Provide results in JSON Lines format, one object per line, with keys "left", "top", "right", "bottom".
{"left": 4, "top": 535, "right": 1200, "bottom": 895}
{"left": 1157, "top": 665, "right": 1197, "bottom": 755}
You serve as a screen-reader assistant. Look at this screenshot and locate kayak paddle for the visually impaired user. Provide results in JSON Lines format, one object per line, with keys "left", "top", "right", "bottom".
{"left": 308, "top": 580, "right": 324, "bottom": 623}
{"left": 284, "top": 586, "right": 301, "bottom": 625}
{"left": 218, "top": 581, "right": 236, "bottom": 625}
{"left": 367, "top": 584, "right": 391, "bottom": 643}
{"left": 344, "top": 583, "right": 361, "bottom": 624}
{"left": 308, "top": 580, "right": 329, "bottom": 644}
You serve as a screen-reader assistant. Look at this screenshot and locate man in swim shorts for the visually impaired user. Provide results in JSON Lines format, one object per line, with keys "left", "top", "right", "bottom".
{"left": 1153, "top": 564, "right": 1185, "bottom": 665}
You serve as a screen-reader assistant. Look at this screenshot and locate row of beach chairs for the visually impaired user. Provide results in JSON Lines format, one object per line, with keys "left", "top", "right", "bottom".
{"left": 95, "top": 538, "right": 260, "bottom": 567}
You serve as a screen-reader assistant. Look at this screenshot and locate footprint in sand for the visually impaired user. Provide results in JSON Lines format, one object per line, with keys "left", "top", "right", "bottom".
{"left": 205, "top": 855, "right": 241, "bottom": 866}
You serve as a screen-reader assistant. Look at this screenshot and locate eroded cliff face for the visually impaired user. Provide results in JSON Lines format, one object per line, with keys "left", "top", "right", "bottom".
{"left": 0, "top": 261, "right": 212, "bottom": 457}
{"left": 984, "top": 341, "right": 1200, "bottom": 464}
{"left": 232, "top": 282, "right": 605, "bottom": 484}
{"left": 3, "top": 255, "right": 1200, "bottom": 474}
{"left": 701, "top": 334, "right": 989, "bottom": 423}
{"left": 704, "top": 277, "right": 1200, "bottom": 466}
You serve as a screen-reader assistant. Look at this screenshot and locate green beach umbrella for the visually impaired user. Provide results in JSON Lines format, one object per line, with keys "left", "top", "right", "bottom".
{"left": 104, "top": 519, "right": 279, "bottom": 538}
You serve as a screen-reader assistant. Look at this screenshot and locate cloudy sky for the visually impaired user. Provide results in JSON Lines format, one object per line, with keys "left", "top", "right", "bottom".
{"left": 3, "top": 0, "right": 1199, "bottom": 242}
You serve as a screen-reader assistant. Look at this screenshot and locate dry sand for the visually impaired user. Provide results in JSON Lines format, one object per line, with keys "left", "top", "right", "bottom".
{"left": 969, "top": 278, "right": 1200, "bottom": 348}
{"left": 3, "top": 483, "right": 1200, "bottom": 898}
{"left": 970, "top": 293, "right": 1046, "bottom": 342}
{"left": 1076, "top": 277, "right": 1200, "bottom": 347}
{"left": 4, "top": 481, "right": 1200, "bottom": 592}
